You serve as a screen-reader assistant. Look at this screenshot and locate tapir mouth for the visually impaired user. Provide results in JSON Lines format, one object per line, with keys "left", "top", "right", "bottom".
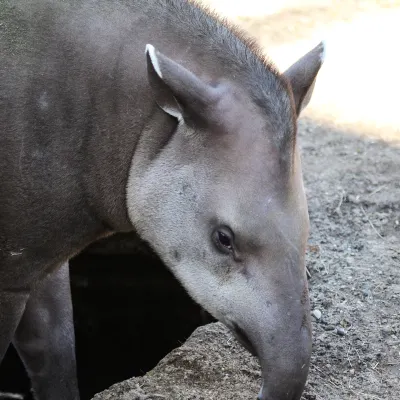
{"left": 229, "top": 322, "right": 257, "bottom": 357}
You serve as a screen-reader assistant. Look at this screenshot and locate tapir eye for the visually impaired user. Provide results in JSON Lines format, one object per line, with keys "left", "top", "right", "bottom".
{"left": 213, "top": 227, "right": 234, "bottom": 254}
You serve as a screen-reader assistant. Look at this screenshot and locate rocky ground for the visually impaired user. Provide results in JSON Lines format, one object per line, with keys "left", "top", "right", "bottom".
{"left": 299, "top": 117, "right": 400, "bottom": 399}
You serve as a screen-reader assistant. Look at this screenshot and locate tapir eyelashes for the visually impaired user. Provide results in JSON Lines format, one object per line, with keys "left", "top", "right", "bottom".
{"left": 212, "top": 226, "right": 235, "bottom": 254}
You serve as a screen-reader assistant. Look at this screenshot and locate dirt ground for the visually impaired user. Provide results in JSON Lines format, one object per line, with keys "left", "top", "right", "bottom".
{"left": 92, "top": 323, "right": 263, "bottom": 400}
{"left": 298, "top": 117, "right": 399, "bottom": 399}
{"left": 93, "top": 1, "right": 400, "bottom": 399}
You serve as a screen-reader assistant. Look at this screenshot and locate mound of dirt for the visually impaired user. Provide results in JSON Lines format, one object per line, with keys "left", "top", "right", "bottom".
{"left": 91, "top": 322, "right": 262, "bottom": 400}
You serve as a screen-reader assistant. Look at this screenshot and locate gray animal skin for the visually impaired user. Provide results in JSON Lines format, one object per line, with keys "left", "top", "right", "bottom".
{"left": 0, "top": 1, "right": 325, "bottom": 399}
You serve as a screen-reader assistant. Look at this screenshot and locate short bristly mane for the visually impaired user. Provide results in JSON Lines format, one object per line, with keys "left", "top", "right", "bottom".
{"left": 151, "top": 0, "right": 295, "bottom": 148}
{"left": 189, "top": 0, "right": 282, "bottom": 78}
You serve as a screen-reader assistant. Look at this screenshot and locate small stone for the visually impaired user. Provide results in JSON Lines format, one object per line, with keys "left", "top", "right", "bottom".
{"left": 312, "top": 309, "right": 322, "bottom": 320}
{"left": 349, "top": 369, "right": 355, "bottom": 376}
{"left": 381, "top": 326, "right": 392, "bottom": 336}
{"left": 317, "top": 333, "right": 327, "bottom": 341}
{"left": 362, "top": 286, "right": 371, "bottom": 297}
{"left": 323, "top": 325, "right": 335, "bottom": 331}
{"left": 336, "top": 327, "right": 346, "bottom": 336}
{"left": 322, "top": 299, "right": 332, "bottom": 308}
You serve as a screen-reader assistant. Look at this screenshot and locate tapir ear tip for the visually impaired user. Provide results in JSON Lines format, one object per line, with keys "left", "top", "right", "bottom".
{"left": 319, "top": 40, "right": 327, "bottom": 63}
{"left": 145, "top": 43, "right": 155, "bottom": 54}
{"left": 145, "top": 43, "right": 163, "bottom": 78}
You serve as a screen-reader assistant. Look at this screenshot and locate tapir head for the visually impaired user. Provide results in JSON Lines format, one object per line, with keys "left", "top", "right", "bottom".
{"left": 127, "top": 41, "right": 324, "bottom": 400}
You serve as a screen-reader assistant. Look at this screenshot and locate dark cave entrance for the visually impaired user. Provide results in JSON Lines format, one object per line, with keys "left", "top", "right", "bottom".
{"left": 0, "top": 234, "right": 212, "bottom": 400}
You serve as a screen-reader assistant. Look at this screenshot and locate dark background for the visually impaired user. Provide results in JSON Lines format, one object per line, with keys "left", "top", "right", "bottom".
{"left": 0, "top": 233, "right": 212, "bottom": 400}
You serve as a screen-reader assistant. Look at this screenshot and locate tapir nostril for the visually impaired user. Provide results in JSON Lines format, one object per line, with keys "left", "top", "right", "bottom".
{"left": 231, "top": 323, "right": 257, "bottom": 357}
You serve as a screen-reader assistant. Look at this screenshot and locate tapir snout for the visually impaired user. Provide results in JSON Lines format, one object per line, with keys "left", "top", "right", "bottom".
{"left": 256, "top": 299, "right": 312, "bottom": 400}
{"left": 232, "top": 311, "right": 311, "bottom": 400}
{"left": 228, "top": 261, "right": 312, "bottom": 400}
{"left": 257, "top": 326, "right": 311, "bottom": 400}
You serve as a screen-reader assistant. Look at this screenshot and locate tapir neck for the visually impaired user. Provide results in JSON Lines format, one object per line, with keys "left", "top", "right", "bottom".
{"left": 0, "top": 0, "right": 180, "bottom": 273}
{"left": 20, "top": 0, "right": 182, "bottom": 234}
{"left": 80, "top": 45, "right": 176, "bottom": 232}
{"left": 80, "top": 83, "right": 142, "bottom": 232}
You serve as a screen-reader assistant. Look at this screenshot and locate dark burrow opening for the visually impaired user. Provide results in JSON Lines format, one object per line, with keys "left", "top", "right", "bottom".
{"left": 0, "top": 234, "right": 213, "bottom": 400}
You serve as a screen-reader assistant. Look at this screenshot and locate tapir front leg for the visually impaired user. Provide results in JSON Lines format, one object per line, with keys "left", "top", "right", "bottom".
{"left": 0, "top": 290, "right": 30, "bottom": 363}
{"left": 13, "top": 263, "right": 79, "bottom": 400}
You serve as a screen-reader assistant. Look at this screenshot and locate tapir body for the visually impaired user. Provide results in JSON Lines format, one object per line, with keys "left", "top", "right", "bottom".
{"left": 0, "top": 1, "right": 324, "bottom": 399}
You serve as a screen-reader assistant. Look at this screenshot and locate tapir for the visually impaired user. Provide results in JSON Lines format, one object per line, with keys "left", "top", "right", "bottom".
{"left": 0, "top": 0, "right": 325, "bottom": 399}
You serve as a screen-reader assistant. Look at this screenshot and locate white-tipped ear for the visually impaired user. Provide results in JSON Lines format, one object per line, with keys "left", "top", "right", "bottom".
{"left": 284, "top": 41, "right": 325, "bottom": 116}
{"left": 145, "top": 43, "right": 220, "bottom": 126}
{"left": 145, "top": 43, "right": 183, "bottom": 120}
{"left": 319, "top": 40, "right": 327, "bottom": 64}
{"left": 145, "top": 44, "right": 163, "bottom": 79}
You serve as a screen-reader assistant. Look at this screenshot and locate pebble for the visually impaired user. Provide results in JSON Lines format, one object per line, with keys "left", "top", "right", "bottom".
{"left": 317, "top": 292, "right": 325, "bottom": 301}
{"left": 362, "top": 286, "right": 371, "bottom": 297}
{"left": 323, "top": 325, "right": 335, "bottom": 331}
{"left": 381, "top": 326, "right": 392, "bottom": 335}
{"left": 317, "top": 333, "right": 327, "bottom": 341}
{"left": 336, "top": 327, "right": 346, "bottom": 336}
{"left": 312, "top": 309, "right": 322, "bottom": 320}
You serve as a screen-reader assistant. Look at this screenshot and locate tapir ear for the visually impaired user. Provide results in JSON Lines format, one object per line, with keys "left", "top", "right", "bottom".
{"left": 283, "top": 41, "right": 325, "bottom": 116}
{"left": 145, "top": 44, "right": 218, "bottom": 125}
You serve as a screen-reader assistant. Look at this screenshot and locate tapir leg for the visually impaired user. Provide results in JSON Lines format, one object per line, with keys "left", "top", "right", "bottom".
{"left": 13, "top": 263, "right": 80, "bottom": 400}
{"left": 0, "top": 290, "right": 30, "bottom": 363}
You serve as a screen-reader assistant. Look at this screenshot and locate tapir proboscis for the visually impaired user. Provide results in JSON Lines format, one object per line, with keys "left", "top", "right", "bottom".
{"left": 0, "top": 0, "right": 325, "bottom": 399}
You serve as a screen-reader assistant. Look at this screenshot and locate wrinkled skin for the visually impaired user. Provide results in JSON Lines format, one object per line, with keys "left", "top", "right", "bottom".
{"left": 0, "top": 1, "right": 324, "bottom": 399}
